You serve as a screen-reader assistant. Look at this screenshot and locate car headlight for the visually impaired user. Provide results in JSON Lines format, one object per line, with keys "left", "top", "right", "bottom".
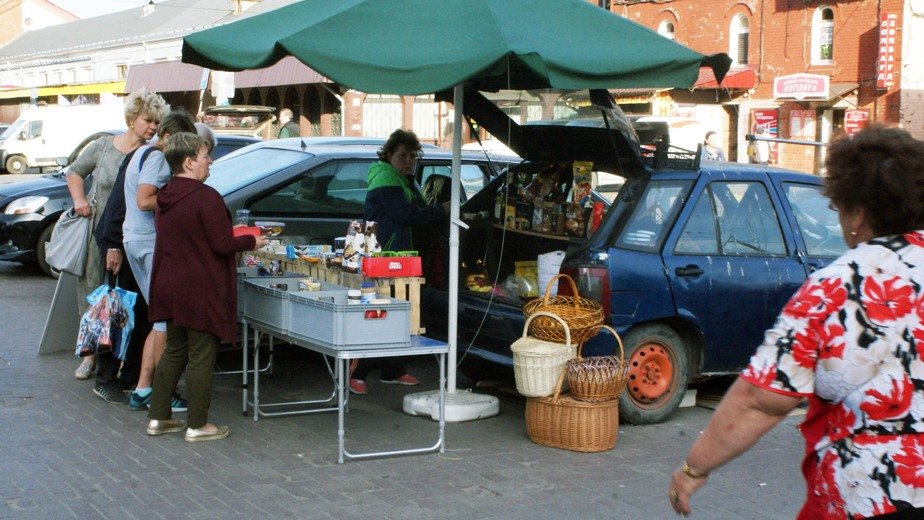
{"left": 4, "top": 195, "right": 49, "bottom": 215}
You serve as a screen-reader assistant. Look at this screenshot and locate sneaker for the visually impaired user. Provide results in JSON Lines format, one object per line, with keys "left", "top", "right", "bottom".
{"left": 185, "top": 425, "right": 230, "bottom": 443}
{"left": 74, "top": 359, "right": 94, "bottom": 380}
{"left": 170, "top": 394, "right": 188, "bottom": 413}
{"left": 349, "top": 378, "right": 368, "bottom": 395}
{"left": 128, "top": 391, "right": 151, "bottom": 411}
{"left": 94, "top": 385, "right": 128, "bottom": 405}
{"left": 380, "top": 374, "right": 419, "bottom": 386}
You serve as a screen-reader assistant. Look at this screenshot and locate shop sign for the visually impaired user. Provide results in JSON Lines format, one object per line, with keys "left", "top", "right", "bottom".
{"left": 877, "top": 13, "right": 898, "bottom": 90}
{"left": 773, "top": 73, "right": 830, "bottom": 100}
{"left": 844, "top": 110, "right": 870, "bottom": 136}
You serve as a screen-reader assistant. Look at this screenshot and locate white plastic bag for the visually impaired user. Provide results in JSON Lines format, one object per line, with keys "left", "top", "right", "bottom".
{"left": 537, "top": 250, "right": 566, "bottom": 296}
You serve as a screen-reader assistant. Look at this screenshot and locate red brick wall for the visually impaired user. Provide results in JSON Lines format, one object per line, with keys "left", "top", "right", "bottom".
{"left": 0, "top": 2, "right": 24, "bottom": 47}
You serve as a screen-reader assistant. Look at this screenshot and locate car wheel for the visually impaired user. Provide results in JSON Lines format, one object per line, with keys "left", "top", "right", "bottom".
{"left": 35, "top": 223, "right": 60, "bottom": 279}
{"left": 5, "top": 155, "right": 27, "bottom": 175}
{"left": 619, "top": 324, "right": 688, "bottom": 425}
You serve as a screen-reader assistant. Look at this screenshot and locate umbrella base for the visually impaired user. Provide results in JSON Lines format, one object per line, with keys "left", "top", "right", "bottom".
{"left": 403, "top": 389, "right": 499, "bottom": 422}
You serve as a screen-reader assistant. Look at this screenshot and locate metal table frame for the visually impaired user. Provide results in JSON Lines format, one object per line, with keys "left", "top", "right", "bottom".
{"left": 241, "top": 318, "right": 447, "bottom": 463}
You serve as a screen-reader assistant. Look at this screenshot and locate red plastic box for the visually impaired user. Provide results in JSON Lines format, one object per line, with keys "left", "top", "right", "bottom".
{"left": 362, "top": 256, "right": 422, "bottom": 278}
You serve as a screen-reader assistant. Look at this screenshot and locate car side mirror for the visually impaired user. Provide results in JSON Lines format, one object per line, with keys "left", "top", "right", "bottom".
{"left": 55, "top": 157, "right": 68, "bottom": 167}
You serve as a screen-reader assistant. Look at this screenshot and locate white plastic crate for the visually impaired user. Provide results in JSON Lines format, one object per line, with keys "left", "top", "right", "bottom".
{"left": 287, "top": 291, "right": 411, "bottom": 350}
{"left": 242, "top": 277, "right": 346, "bottom": 332}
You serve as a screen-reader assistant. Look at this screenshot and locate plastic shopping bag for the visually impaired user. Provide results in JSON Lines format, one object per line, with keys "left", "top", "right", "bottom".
{"left": 75, "top": 282, "right": 137, "bottom": 360}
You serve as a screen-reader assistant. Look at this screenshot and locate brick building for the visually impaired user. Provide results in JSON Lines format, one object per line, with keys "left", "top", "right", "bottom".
{"left": 607, "top": 0, "right": 920, "bottom": 173}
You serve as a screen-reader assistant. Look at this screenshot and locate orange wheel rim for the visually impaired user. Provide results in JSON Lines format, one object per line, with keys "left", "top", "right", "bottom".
{"left": 627, "top": 343, "right": 674, "bottom": 404}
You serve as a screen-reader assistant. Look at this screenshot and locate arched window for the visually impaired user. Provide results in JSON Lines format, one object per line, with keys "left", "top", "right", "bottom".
{"left": 729, "top": 15, "right": 749, "bottom": 66}
{"left": 658, "top": 20, "right": 676, "bottom": 40}
{"left": 811, "top": 7, "right": 834, "bottom": 64}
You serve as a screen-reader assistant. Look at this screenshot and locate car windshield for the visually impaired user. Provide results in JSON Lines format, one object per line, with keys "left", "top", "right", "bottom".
{"left": 206, "top": 148, "right": 308, "bottom": 196}
{"left": 1, "top": 120, "right": 24, "bottom": 140}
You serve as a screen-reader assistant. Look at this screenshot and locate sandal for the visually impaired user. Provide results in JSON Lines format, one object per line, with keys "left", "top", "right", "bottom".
{"left": 74, "top": 359, "right": 94, "bottom": 380}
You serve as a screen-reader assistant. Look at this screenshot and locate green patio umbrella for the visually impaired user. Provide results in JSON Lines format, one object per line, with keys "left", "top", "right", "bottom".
{"left": 183, "top": 0, "right": 729, "bottom": 413}
{"left": 182, "top": 0, "right": 730, "bottom": 94}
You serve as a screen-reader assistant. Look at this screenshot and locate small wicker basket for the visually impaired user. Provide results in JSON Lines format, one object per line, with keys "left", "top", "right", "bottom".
{"left": 522, "top": 274, "right": 603, "bottom": 344}
{"left": 525, "top": 371, "right": 618, "bottom": 453}
{"left": 511, "top": 312, "right": 576, "bottom": 397}
{"left": 567, "top": 325, "right": 629, "bottom": 403}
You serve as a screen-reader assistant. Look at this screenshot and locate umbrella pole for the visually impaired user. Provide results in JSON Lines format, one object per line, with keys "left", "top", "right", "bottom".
{"left": 448, "top": 84, "right": 463, "bottom": 394}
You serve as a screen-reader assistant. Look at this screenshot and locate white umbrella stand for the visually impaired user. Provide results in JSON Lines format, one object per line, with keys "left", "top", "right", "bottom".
{"left": 403, "top": 85, "right": 500, "bottom": 422}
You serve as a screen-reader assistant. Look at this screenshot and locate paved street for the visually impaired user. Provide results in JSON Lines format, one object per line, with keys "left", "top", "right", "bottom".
{"left": 0, "top": 260, "right": 806, "bottom": 520}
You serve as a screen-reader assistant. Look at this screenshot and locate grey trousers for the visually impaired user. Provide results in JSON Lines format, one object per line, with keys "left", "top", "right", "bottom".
{"left": 148, "top": 324, "right": 218, "bottom": 429}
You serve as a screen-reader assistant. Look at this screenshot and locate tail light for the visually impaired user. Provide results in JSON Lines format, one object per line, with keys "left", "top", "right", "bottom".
{"left": 558, "top": 265, "right": 611, "bottom": 322}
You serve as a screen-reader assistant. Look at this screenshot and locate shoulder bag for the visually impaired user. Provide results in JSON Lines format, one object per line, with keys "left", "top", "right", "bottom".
{"left": 45, "top": 176, "right": 97, "bottom": 277}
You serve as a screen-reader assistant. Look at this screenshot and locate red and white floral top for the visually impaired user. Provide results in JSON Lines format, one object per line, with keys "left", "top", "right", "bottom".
{"left": 741, "top": 231, "right": 924, "bottom": 520}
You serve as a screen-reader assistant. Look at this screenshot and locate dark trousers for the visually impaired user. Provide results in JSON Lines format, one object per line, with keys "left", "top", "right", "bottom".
{"left": 149, "top": 324, "right": 218, "bottom": 429}
{"left": 352, "top": 358, "right": 405, "bottom": 381}
{"left": 94, "top": 256, "right": 149, "bottom": 391}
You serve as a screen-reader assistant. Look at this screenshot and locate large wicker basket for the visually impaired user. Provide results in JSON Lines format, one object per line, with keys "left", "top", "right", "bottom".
{"left": 522, "top": 274, "right": 603, "bottom": 344}
{"left": 511, "top": 312, "right": 576, "bottom": 397}
{"left": 567, "top": 325, "right": 629, "bottom": 403}
{"left": 525, "top": 372, "right": 618, "bottom": 453}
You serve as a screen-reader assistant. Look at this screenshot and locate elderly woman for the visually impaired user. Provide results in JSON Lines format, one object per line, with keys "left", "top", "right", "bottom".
{"left": 668, "top": 125, "right": 924, "bottom": 519}
{"left": 67, "top": 89, "right": 167, "bottom": 399}
{"left": 144, "top": 132, "right": 266, "bottom": 442}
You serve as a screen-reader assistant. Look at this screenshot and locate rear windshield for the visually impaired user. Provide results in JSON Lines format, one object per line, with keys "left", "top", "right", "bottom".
{"left": 206, "top": 148, "right": 308, "bottom": 196}
{"left": 201, "top": 112, "right": 272, "bottom": 132}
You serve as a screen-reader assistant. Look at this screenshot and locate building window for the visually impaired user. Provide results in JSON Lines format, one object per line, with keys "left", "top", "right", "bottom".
{"left": 729, "top": 15, "right": 749, "bottom": 66}
{"left": 658, "top": 20, "right": 676, "bottom": 40}
{"left": 597, "top": 0, "right": 611, "bottom": 10}
{"left": 116, "top": 64, "right": 128, "bottom": 79}
{"left": 811, "top": 7, "right": 834, "bottom": 64}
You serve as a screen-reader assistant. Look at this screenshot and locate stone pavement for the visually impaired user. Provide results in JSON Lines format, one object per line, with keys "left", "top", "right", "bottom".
{"left": 0, "top": 261, "right": 806, "bottom": 519}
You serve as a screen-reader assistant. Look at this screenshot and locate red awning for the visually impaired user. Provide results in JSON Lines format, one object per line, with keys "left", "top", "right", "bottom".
{"left": 693, "top": 65, "right": 757, "bottom": 90}
{"left": 125, "top": 61, "right": 208, "bottom": 93}
{"left": 233, "top": 56, "right": 330, "bottom": 88}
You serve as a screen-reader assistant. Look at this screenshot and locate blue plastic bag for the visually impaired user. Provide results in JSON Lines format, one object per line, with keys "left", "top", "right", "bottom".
{"left": 75, "top": 282, "right": 137, "bottom": 360}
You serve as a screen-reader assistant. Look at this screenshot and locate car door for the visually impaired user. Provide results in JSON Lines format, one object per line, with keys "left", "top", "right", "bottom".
{"left": 661, "top": 176, "right": 807, "bottom": 372}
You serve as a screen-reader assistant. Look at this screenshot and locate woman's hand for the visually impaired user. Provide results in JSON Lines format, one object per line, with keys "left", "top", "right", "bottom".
{"left": 667, "top": 467, "right": 708, "bottom": 516}
{"left": 252, "top": 235, "right": 269, "bottom": 250}
{"left": 74, "top": 198, "right": 92, "bottom": 218}
{"left": 106, "top": 249, "right": 123, "bottom": 275}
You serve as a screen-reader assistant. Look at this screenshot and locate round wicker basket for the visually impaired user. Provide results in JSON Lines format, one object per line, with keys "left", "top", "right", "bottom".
{"left": 522, "top": 274, "right": 603, "bottom": 344}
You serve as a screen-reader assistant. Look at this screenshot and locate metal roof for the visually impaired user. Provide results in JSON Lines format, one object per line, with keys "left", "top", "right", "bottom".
{"left": 0, "top": 0, "right": 299, "bottom": 62}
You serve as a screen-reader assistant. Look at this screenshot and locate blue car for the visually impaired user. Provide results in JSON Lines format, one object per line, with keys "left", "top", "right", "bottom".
{"left": 422, "top": 89, "right": 847, "bottom": 424}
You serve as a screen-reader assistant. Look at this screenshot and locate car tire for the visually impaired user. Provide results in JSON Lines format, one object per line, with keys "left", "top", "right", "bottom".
{"left": 619, "top": 323, "right": 689, "bottom": 425}
{"left": 35, "top": 223, "right": 60, "bottom": 279}
{"left": 5, "top": 155, "right": 27, "bottom": 175}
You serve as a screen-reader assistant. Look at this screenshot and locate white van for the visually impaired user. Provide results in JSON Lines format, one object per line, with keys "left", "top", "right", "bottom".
{"left": 0, "top": 104, "right": 125, "bottom": 174}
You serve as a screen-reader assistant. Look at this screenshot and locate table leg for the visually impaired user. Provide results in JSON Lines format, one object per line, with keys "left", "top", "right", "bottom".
{"left": 253, "top": 330, "right": 261, "bottom": 422}
{"left": 337, "top": 357, "right": 345, "bottom": 464}
{"left": 439, "top": 353, "right": 446, "bottom": 454}
{"left": 242, "top": 320, "right": 249, "bottom": 416}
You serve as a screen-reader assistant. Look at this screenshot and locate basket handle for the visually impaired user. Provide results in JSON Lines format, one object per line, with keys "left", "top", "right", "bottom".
{"left": 575, "top": 325, "right": 623, "bottom": 360}
{"left": 551, "top": 370, "right": 567, "bottom": 404}
{"left": 541, "top": 273, "right": 580, "bottom": 308}
{"left": 522, "top": 311, "right": 571, "bottom": 348}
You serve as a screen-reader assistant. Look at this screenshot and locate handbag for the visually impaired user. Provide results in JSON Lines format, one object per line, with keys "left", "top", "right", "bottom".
{"left": 75, "top": 277, "right": 137, "bottom": 360}
{"left": 46, "top": 177, "right": 97, "bottom": 277}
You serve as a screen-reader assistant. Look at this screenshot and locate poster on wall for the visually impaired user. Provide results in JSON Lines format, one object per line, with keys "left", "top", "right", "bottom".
{"left": 751, "top": 109, "right": 779, "bottom": 164}
{"left": 789, "top": 110, "right": 816, "bottom": 139}
{"left": 844, "top": 110, "right": 869, "bottom": 136}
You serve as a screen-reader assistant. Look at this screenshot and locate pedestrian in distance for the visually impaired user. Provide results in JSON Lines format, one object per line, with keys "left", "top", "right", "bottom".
{"left": 121, "top": 109, "right": 198, "bottom": 413}
{"left": 747, "top": 126, "right": 771, "bottom": 165}
{"left": 700, "top": 130, "right": 726, "bottom": 162}
{"left": 145, "top": 132, "right": 267, "bottom": 442}
{"left": 667, "top": 124, "right": 924, "bottom": 519}
{"left": 276, "top": 108, "right": 300, "bottom": 138}
{"left": 67, "top": 88, "right": 167, "bottom": 404}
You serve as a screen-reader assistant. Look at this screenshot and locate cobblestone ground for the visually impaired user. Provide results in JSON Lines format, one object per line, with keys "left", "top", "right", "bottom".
{"left": 0, "top": 260, "right": 806, "bottom": 519}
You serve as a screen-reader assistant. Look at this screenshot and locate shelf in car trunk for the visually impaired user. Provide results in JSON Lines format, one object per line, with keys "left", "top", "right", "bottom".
{"left": 491, "top": 223, "right": 584, "bottom": 243}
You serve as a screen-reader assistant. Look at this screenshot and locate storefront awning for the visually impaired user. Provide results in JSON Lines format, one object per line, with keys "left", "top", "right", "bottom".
{"left": 0, "top": 81, "right": 126, "bottom": 100}
{"left": 125, "top": 62, "right": 208, "bottom": 93}
{"left": 234, "top": 56, "right": 330, "bottom": 88}
{"left": 693, "top": 65, "right": 756, "bottom": 90}
{"left": 827, "top": 82, "right": 859, "bottom": 101}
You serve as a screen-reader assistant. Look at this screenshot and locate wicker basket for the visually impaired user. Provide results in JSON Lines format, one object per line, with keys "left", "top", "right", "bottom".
{"left": 511, "top": 312, "right": 576, "bottom": 397}
{"left": 525, "top": 371, "right": 618, "bottom": 452}
{"left": 522, "top": 274, "right": 603, "bottom": 344}
{"left": 567, "top": 325, "right": 629, "bottom": 403}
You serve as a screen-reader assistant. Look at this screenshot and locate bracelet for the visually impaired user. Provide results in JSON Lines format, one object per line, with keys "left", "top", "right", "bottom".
{"left": 682, "top": 460, "right": 709, "bottom": 479}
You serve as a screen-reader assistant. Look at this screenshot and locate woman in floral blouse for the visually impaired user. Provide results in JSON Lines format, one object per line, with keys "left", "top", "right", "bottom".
{"left": 667, "top": 125, "right": 924, "bottom": 520}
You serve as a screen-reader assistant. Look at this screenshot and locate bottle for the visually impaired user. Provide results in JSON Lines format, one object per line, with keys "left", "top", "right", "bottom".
{"left": 360, "top": 281, "right": 376, "bottom": 303}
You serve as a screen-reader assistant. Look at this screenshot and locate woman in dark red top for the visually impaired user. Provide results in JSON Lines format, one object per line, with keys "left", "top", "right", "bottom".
{"left": 144, "top": 132, "right": 266, "bottom": 442}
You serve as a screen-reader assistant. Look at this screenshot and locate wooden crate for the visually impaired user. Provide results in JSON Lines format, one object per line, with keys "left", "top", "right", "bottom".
{"left": 247, "top": 251, "right": 426, "bottom": 335}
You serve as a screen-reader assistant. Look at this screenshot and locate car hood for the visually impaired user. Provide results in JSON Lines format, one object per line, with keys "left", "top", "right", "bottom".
{"left": 0, "top": 176, "right": 67, "bottom": 209}
{"left": 437, "top": 87, "right": 648, "bottom": 176}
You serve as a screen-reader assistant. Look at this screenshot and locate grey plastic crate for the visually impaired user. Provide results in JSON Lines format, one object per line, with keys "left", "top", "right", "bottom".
{"left": 242, "top": 276, "right": 346, "bottom": 332}
{"left": 287, "top": 291, "right": 411, "bottom": 350}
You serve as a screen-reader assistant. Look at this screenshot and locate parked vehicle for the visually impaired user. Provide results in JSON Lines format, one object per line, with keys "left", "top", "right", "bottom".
{"left": 418, "top": 90, "right": 847, "bottom": 425}
{"left": 0, "top": 131, "right": 260, "bottom": 276}
{"left": 199, "top": 105, "right": 277, "bottom": 140}
{"left": 0, "top": 104, "right": 126, "bottom": 174}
